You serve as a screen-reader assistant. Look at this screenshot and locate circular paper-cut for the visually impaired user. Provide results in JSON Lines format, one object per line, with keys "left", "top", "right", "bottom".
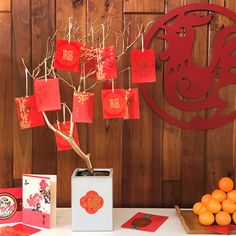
{"left": 0, "top": 193, "right": 17, "bottom": 219}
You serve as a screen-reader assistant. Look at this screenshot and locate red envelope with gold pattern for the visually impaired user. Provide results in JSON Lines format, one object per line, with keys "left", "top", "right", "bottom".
{"left": 72, "top": 91, "right": 95, "bottom": 123}
{"left": 54, "top": 39, "right": 80, "bottom": 72}
{"left": 34, "top": 78, "right": 61, "bottom": 112}
{"left": 15, "top": 96, "right": 45, "bottom": 129}
{"left": 101, "top": 89, "right": 126, "bottom": 119}
{"left": 96, "top": 46, "right": 117, "bottom": 80}
{"left": 124, "top": 88, "right": 140, "bottom": 119}
{"left": 131, "top": 50, "right": 156, "bottom": 83}
{"left": 53, "top": 121, "right": 79, "bottom": 151}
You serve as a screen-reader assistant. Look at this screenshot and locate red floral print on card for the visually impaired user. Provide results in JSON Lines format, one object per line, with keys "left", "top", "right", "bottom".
{"left": 80, "top": 191, "right": 104, "bottom": 214}
{"left": 124, "top": 88, "right": 140, "bottom": 120}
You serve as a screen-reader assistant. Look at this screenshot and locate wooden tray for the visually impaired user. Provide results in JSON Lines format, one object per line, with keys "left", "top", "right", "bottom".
{"left": 175, "top": 206, "right": 236, "bottom": 234}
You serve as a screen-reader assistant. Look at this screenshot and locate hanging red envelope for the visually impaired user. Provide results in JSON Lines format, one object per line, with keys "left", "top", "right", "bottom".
{"left": 72, "top": 91, "right": 95, "bottom": 123}
{"left": 54, "top": 39, "right": 80, "bottom": 72}
{"left": 15, "top": 96, "right": 45, "bottom": 129}
{"left": 131, "top": 50, "right": 156, "bottom": 83}
{"left": 124, "top": 88, "right": 140, "bottom": 120}
{"left": 101, "top": 89, "right": 126, "bottom": 119}
{"left": 96, "top": 46, "right": 117, "bottom": 80}
{"left": 53, "top": 121, "right": 80, "bottom": 151}
{"left": 34, "top": 78, "right": 61, "bottom": 112}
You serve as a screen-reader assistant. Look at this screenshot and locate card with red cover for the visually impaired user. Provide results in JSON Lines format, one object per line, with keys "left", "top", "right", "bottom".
{"left": 54, "top": 39, "right": 80, "bottom": 72}
{"left": 34, "top": 78, "right": 61, "bottom": 112}
{"left": 53, "top": 121, "right": 80, "bottom": 151}
{"left": 15, "top": 96, "right": 45, "bottom": 129}
{"left": 72, "top": 91, "right": 95, "bottom": 123}
{"left": 124, "top": 88, "right": 140, "bottom": 120}
{"left": 0, "top": 188, "right": 22, "bottom": 224}
{"left": 96, "top": 46, "right": 117, "bottom": 80}
{"left": 101, "top": 89, "right": 126, "bottom": 119}
{"left": 121, "top": 212, "right": 168, "bottom": 232}
{"left": 131, "top": 50, "right": 156, "bottom": 83}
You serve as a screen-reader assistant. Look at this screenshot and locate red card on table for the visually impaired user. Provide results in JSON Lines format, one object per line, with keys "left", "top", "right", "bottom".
{"left": 96, "top": 46, "right": 117, "bottom": 80}
{"left": 0, "top": 224, "right": 40, "bottom": 236}
{"left": 15, "top": 96, "right": 45, "bottom": 129}
{"left": 34, "top": 78, "right": 61, "bottom": 112}
{"left": 121, "top": 212, "right": 168, "bottom": 232}
{"left": 72, "top": 91, "right": 94, "bottom": 123}
{"left": 131, "top": 50, "right": 156, "bottom": 83}
{"left": 124, "top": 88, "right": 140, "bottom": 120}
{"left": 101, "top": 89, "right": 126, "bottom": 119}
{"left": 53, "top": 121, "right": 80, "bottom": 151}
{"left": 54, "top": 39, "right": 80, "bottom": 72}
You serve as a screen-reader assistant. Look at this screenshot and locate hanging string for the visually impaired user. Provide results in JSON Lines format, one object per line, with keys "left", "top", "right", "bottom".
{"left": 83, "top": 63, "right": 86, "bottom": 93}
{"left": 63, "top": 103, "right": 66, "bottom": 125}
{"left": 25, "top": 68, "right": 28, "bottom": 97}
{"left": 56, "top": 113, "right": 60, "bottom": 130}
{"left": 128, "top": 67, "right": 131, "bottom": 91}
{"left": 68, "top": 17, "right": 73, "bottom": 44}
{"left": 44, "top": 59, "right": 47, "bottom": 82}
{"left": 112, "top": 79, "right": 115, "bottom": 93}
{"left": 90, "top": 21, "right": 94, "bottom": 46}
{"left": 102, "top": 24, "right": 105, "bottom": 49}
{"left": 141, "top": 32, "right": 144, "bottom": 52}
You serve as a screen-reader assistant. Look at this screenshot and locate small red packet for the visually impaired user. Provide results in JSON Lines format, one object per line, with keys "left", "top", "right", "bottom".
{"left": 101, "top": 89, "right": 126, "bottom": 119}
{"left": 15, "top": 96, "right": 45, "bottom": 129}
{"left": 131, "top": 50, "right": 156, "bottom": 83}
{"left": 121, "top": 212, "right": 168, "bottom": 232}
{"left": 96, "top": 46, "right": 117, "bottom": 80}
{"left": 54, "top": 39, "right": 80, "bottom": 72}
{"left": 34, "top": 78, "right": 61, "bottom": 112}
{"left": 53, "top": 121, "right": 80, "bottom": 151}
{"left": 124, "top": 88, "right": 140, "bottom": 120}
{"left": 72, "top": 91, "right": 95, "bottom": 123}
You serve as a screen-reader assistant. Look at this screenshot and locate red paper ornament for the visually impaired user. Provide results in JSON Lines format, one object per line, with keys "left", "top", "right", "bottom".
{"left": 124, "top": 88, "right": 140, "bottom": 120}
{"left": 34, "top": 78, "right": 61, "bottom": 112}
{"left": 15, "top": 96, "right": 45, "bottom": 129}
{"left": 72, "top": 91, "right": 95, "bottom": 123}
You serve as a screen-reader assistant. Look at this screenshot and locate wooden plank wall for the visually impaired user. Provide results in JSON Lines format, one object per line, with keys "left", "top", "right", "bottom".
{"left": 0, "top": 0, "right": 235, "bottom": 207}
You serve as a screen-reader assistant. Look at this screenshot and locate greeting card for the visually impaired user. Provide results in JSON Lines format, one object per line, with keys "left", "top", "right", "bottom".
{"left": 101, "top": 89, "right": 126, "bottom": 119}
{"left": 15, "top": 96, "right": 45, "bottom": 129}
{"left": 121, "top": 212, "right": 168, "bottom": 232}
{"left": 34, "top": 78, "right": 61, "bottom": 112}
{"left": 54, "top": 39, "right": 80, "bottom": 72}
{"left": 0, "top": 188, "right": 22, "bottom": 224}
{"left": 22, "top": 175, "right": 57, "bottom": 229}
{"left": 72, "top": 91, "right": 95, "bottom": 123}
{"left": 124, "top": 88, "right": 140, "bottom": 120}
{"left": 131, "top": 50, "right": 156, "bottom": 83}
{"left": 53, "top": 121, "right": 80, "bottom": 151}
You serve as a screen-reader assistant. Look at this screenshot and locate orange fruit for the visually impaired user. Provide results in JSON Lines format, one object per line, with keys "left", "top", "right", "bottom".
{"left": 227, "top": 190, "right": 236, "bottom": 202}
{"left": 212, "top": 189, "right": 227, "bottom": 202}
{"left": 222, "top": 199, "right": 236, "bottom": 213}
{"left": 232, "top": 211, "right": 236, "bottom": 224}
{"left": 206, "top": 199, "right": 221, "bottom": 214}
{"left": 193, "top": 202, "right": 203, "bottom": 215}
{"left": 215, "top": 211, "right": 231, "bottom": 226}
{"left": 198, "top": 210, "right": 214, "bottom": 226}
{"left": 218, "top": 177, "right": 234, "bottom": 192}
{"left": 201, "top": 194, "right": 212, "bottom": 206}
{"left": 198, "top": 206, "right": 208, "bottom": 214}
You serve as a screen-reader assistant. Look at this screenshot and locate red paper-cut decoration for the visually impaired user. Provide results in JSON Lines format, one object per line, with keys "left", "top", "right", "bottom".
{"left": 141, "top": 3, "right": 236, "bottom": 130}
{"left": 15, "top": 96, "right": 45, "bottom": 129}
{"left": 34, "top": 78, "right": 61, "bottom": 112}
{"left": 72, "top": 91, "right": 94, "bottom": 123}
{"left": 131, "top": 50, "right": 156, "bottom": 83}
{"left": 54, "top": 39, "right": 80, "bottom": 72}
{"left": 101, "top": 89, "right": 126, "bottom": 119}
{"left": 124, "top": 88, "right": 140, "bottom": 120}
{"left": 53, "top": 121, "right": 79, "bottom": 151}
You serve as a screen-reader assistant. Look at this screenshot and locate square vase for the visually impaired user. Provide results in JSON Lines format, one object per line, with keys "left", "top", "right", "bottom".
{"left": 71, "top": 168, "right": 113, "bottom": 231}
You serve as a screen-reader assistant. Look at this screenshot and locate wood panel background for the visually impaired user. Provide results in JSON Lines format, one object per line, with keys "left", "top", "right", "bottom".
{"left": 0, "top": 0, "right": 235, "bottom": 207}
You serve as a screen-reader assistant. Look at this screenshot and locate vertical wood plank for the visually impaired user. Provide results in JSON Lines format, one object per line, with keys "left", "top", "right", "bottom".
{"left": 12, "top": 0, "right": 32, "bottom": 179}
{"left": 0, "top": 0, "right": 11, "bottom": 11}
{"left": 0, "top": 13, "right": 12, "bottom": 187}
{"left": 162, "top": 181, "right": 181, "bottom": 207}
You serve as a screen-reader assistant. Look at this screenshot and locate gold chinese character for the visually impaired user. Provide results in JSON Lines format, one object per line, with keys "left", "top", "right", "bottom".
{"left": 109, "top": 98, "right": 120, "bottom": 109}
{"left": 62, "top": 49, "right": 74, "bottom": 62}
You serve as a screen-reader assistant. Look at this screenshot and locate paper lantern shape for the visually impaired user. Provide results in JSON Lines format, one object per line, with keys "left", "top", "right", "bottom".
{"left": 124, "top": 88, "right": 140, "bottom": 120}
{"left": 72, "top": 91, "right": 95, "bottom": 123}
{"left": 34, "top": 78, "right": 61, "bottom": 112}
{"left": 15, "top": 96, "right": 45, "bottom": 129}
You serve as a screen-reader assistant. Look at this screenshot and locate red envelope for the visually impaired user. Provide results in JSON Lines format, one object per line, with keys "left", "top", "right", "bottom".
{"left": 131, "top": 50, "right": 156, "bottom": 83}
{"left": 204, "top": 225, "right": 230, "bottom": 234}
{"left": 96, "top": 46, "right": 117, "bottom": 80}
{"left": 34, "top": 78, "right": 61, "bottom": 112}
{"left": 53, "top": 121, "right": 80, "bottom": 151}
{"left": 15, "top": 96, "right": 45, "bottom": 129}
{"left": 12, "top": 223, "right": 41, "bottom": 235}
{"left": 124, "top": 88, "right": 140, "bottom": 120}
{"left": 101, "top": 89, "right": 126, "bottom": 119}
{"left": 72, "top": 91, "right": 94, "bottom": 123}
{"left": 121, "top": 212, "right": 168, "bottom": 232}
{"left": 54, "top": 39, "right": 80, "bottom": 72}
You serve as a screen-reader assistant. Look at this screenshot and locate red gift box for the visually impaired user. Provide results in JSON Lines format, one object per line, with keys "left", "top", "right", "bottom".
{"left": 124, "top": 88, "right": 140, "bottom": 120}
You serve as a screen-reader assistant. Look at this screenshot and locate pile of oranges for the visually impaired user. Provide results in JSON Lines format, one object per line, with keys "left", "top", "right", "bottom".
{"left": 193, "top": 177, "right": 236, "bottom": 226}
